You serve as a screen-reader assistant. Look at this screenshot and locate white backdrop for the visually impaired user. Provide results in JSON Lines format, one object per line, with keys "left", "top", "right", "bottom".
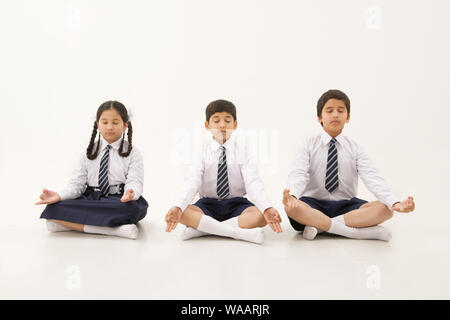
{"left": 1, "top": 0, "right": 449, "bottom": 234}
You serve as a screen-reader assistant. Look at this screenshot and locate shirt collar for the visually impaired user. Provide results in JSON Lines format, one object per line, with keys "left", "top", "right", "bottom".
{"left": 209, "top": 131, "right": 236, "bottom": 153}
{"left": 320, "top": 129, "right": 343, "bottom": 146}
{"left": 99, "top": 135, "right": 123, "bottom": 151}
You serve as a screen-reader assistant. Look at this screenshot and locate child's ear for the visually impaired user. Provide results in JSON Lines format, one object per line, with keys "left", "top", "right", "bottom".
{"left": 123, "top": 121, "right": 129, "bottom": 132}
{"left": 317, "top": 116, "right": 323, "bottom": 124}
{"left": 204, "top": 121, "right": 210, "bottom": 129}
{"left": 234, "top": 120, "right": 238, "bottom": 129}
{"left": 346, "top": 113, "right": 351, "bottom": 123}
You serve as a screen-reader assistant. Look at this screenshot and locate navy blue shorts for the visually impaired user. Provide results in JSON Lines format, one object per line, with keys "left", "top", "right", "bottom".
{"left": 193, "top": 197, "right": 255, "bottom": 222}
{"left": 288, "top": 196, "right": 368, "bottom": 231}
{"left": 40, "top": 186, "right": 148, "bottom": 227}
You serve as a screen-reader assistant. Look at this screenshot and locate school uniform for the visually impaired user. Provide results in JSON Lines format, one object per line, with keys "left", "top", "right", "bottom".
{"left": 286, "top": 129, "right": 399, "bottom": 231}
{"left": 40, "top": 136, "right": 148, "bottom": 226}
{"left": 174, "top": 132, "right": 272, "bottom": 222}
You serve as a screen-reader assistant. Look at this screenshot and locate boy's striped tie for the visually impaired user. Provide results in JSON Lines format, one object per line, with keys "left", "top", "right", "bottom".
{"left": 217, "top": 146, "right": 230, "bottom": 199}
{"left": 325, "top": 138, "right": 339, "bottom": 193}
{"left": 99, "top": 145, "right": 111, "bottom": 197}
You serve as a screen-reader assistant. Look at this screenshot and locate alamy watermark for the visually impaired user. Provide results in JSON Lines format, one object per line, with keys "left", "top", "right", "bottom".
{"left": 170, "top": 122, "right": 280, "bottom": 176}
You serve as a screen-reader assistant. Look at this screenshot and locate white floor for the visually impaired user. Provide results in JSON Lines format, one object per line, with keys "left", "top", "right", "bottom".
{"left": 1, "top": 208, "right": 449, "bottom": 300}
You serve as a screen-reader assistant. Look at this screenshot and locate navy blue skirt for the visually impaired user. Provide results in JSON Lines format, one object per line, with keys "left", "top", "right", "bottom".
{"left": 40, "top": 187, "right": 148, "bottom": 227}
{"left": 288, "top": 196, "right": 367, "bottom": 231}
{"left": 193, "top": 197, "right": 255, "bottom": 222}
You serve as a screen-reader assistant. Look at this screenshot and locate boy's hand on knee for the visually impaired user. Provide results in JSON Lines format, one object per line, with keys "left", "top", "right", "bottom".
{"left": 282, "top": 189, "right": 298, "bottom": 210}
{"left": 120, "top": 189, "right": 135, "bottom": 202}
{"left": 263, "top": 207, "right": 283, "bottom": 233}
{"left": 392, "top": 196, "right": 415, "bottom": 213}
{"left": 35, "top": 188, "right": 61, "bottom": 205}
{"left": 165, "top": 206, "right": 182, "bottom": 232}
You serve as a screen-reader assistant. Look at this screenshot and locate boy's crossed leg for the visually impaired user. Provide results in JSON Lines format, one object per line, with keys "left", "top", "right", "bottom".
{"left": 303, "top": 201, "right": 393, "bottom": 240}
{"left": 283, "top": 190, "right": 392, "bottom": 241}
{"left": 344, "top": 201, "right": 393, "bottom": 227}
{"left": 179, "top": 205, "right": 265, "bottom": 244}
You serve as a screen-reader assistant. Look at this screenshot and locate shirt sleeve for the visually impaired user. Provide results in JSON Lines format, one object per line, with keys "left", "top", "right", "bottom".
{"left": 241, "top": 145, "right": 272, "bottom": 214}
{"left": 173, "top": 146, "right": 205, "bottom": 212}
{"left": 356, "top": 144, "right": 400, "bottom": 209}
{"left": 286, "top": 139, "right": 310, "bottom": 199}
{"left": 58, "top": 153, "right": 88, "bottom": 201}
{"left": 124, "top": 147, "right": 144, "bottom": 200}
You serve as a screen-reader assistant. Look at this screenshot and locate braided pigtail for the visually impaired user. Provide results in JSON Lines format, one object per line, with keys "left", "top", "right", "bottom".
{"left": 118, "top": 121, "right": 133, "bottom": 157}
{"left": 86, "top": 121, "right": 101, "bottom": 160}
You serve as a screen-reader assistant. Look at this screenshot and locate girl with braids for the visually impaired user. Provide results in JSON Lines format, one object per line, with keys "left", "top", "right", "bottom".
{"left": 36, "top": 101, "right": 148, "bottom": 239}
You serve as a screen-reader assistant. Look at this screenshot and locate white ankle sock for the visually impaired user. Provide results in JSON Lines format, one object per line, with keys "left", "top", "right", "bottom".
{"left": 334, "top": 214, "right": 345, "bottom": 224}
{"left": 225, "top": 216, "right": 239, "bottom": 228}
{"left": 327, "top": 218, "right": 391, "bottom": 241}
{"left": 302, "top": 226, "right": 324, "bottom": 240}
{"left": 303, "top": 215, "right": 345, "bottom": 240}
{"left": 181, "top": 216, "right": 239, "bottom": 241}
{"left": 83, "top": 224, "right": 139, "bottom": 239}
{"left": 46, "top": 220, "right": 70, "bottom": 232}
{"left": 181, "top": 227, "right": 207, "bottom": 240}
{"left": 196, "top": 215, "right": 264, "bottom": 244}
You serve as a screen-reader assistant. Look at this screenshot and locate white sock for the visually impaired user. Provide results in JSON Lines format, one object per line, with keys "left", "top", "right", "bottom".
{"left": 46, "top": 220, "right": 70, "bottom": 232}
{"left": 181, "top": 216, "right": 239, "bottom": 241}
{"left": 327, "top": 217, "right": 392, "bottom": 241}
{"left": 196, "top": 215, "right": 264, "bottom": 244}
{"left": 303, "top": 215, "right": 346, "bottom": 241}
{"left": 334, "top": 214, "right": 345, "bottom": 224}
{"left": 302, "top": 226, "right": 324, "bottom": 240}
{"left": 83, "top": 224, "right": 139, "bottom": 239}
{"left": 225, "top": 216, "right": 239, "bottom": 228}
{"left": 181, "top": 227, "right": 207, "bottom": 240}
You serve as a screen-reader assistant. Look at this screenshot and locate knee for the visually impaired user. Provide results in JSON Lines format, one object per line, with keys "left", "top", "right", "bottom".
{"left": 247, "top": 216, "right": 267, "bottom": 228}
{"left": 249, "top": 208, "right": 267, "bottom": 228}
{"left": 375, "top": 202, "right": 393, "bottom": 220}
{"left": 284, "top": 200, "right": 307, "bottom": 218}
{"left": 239, "top": 207, "right": 267, "bottom": 228}
{"left": 257, "top": 213, "right": 267, "bottom": 228}
{"left": 126, "top": 201, "right": 141, "bottom": 215}
{"left": 185, "top": 205, "right": 202, "bottom": 215}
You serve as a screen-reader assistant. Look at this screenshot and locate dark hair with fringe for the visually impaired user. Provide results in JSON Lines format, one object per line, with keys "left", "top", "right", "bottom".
{"left": 86, "top": 101, "right": 133, "bottom": 160}
{"left": 317, "top": 89, "right": 350, "bottom": 117}
{"left": 205, "top": 99, "right": 237, "bottom": 122}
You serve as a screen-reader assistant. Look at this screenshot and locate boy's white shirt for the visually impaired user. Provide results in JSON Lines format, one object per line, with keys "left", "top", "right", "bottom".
{"left": 286, "top": 129, "right": 399, "bottom": 209}
{"left": 174, "top": 130, "right": 272, "bottom": 214}
{"left": 58, "top": 135, "right": 144, "bottom": 201}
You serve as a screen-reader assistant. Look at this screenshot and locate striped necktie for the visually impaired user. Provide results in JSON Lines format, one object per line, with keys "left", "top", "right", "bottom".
{"left": 325, "top": 138, "right": 339, "bottom": 193}
{"left": 217, "top": 146, "right": 230, "bottom": 199}
{"left": 99, "top": 145, "right": 111, "bottom": 197}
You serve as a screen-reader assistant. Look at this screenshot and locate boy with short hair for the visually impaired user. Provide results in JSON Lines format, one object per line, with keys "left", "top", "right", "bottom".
{"left": 166, "top": 99, "right": 282, "bottom": 244}
{"left": 283, "top": 89, "right": 415, "bottom": 241}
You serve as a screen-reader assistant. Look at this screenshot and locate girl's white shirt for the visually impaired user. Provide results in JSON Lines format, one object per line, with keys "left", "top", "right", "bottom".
{"left": 59, "top": 135, "right": 144, "bottom": 201}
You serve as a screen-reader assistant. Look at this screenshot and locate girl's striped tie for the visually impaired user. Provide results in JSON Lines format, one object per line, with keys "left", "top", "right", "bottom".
{"left": 99, "top": 145, "right": 111, "bottom": 197}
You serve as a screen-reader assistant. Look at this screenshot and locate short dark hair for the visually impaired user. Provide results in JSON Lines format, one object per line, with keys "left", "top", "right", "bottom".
{"left": 317, "top": 89, "right": 350, "bottom": 117}
{"left": 205, "top": 99, "right": 237, "bottom": 122}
